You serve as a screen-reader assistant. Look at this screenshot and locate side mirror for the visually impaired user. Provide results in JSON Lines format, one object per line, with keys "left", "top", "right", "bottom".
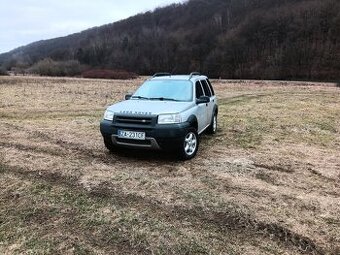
{"left": 196, "top": 96, "right": 210, "bottom": 104}
{"left": 125, "top": 94, "right": 132, "bottom": 100}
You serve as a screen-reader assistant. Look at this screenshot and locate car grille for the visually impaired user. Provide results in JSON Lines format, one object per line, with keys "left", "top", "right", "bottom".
{"left": 114, "top": 115, "right": 155, "bottom": 126}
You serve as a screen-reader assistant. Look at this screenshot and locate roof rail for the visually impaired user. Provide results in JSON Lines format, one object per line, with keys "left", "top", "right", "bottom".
{"left": 188, "top": 72, "right": 201, "bottom": 80}
{"left": 153, "top": 72, "right": 171, "bottom": 78}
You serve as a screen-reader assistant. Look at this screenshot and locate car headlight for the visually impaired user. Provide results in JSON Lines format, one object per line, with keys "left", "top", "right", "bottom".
{"left": 103, "top": 110, "right": 114, "bottom": 121}
{"left": 158, "top": 114, "right": 182, "bottom": 124}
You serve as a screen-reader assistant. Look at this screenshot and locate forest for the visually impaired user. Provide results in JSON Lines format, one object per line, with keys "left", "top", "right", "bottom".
{"left": 0, "top": 0, "right": 339, "bottom": 80}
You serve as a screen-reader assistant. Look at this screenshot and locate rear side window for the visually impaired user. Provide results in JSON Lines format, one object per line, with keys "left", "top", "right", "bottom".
{"left": 206, "top": 79, "right": 215, "bottom": 96}
{"left": 200, "top": 80, "right": 212, "bottom": 97}
{"left": 195, "top": 81, "right": 204, "bottom": 98}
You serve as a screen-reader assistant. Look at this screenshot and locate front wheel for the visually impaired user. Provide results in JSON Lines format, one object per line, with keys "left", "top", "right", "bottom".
{"left": 179, "top": 128, "right": 199, "bottom": 160}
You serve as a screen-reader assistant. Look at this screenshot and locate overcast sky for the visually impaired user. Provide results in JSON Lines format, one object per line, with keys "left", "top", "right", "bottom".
{"left": 0, "top": 0, "right": 184, "bottom": 54}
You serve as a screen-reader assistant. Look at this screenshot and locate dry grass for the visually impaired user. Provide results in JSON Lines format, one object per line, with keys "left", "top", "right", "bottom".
{"left": 0, "top": 76, "right": 339, "bottom": 255}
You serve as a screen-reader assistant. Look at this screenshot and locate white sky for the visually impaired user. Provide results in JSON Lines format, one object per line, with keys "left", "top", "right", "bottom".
{"left": 0, "top": 0, "right": 184, "bottom": 54}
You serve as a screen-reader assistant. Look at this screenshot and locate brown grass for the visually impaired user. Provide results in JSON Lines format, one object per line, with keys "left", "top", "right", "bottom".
{"left": 82, "top": 69, "right": 138, "bottom": 80}
{"left": 0, "top": 76, "right": 339, "bottom": 254}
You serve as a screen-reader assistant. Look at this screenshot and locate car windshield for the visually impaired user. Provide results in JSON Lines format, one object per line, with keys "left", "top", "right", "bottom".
{"left": 132, "top": 80, "right": 193, "bottom": 102}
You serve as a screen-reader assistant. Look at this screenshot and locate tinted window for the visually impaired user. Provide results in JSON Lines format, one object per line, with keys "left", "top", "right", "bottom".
{"left": 206, "top": 79, "right": 215, "bottom": 96}
{"left": 200, "top": 80, "right": 212, "bottom": 97}
{"left": 195, "top": 81, "right": 204, "bottom": 98}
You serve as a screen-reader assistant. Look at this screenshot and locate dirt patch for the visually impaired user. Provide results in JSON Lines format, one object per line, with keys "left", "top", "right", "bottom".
{"left": 253, "top": 163, "right": 294, "bottom": 173}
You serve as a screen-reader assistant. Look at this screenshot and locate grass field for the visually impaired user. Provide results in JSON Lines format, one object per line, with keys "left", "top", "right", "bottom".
{"left": 0, "top": 76, "right": 339, "bottom": 255}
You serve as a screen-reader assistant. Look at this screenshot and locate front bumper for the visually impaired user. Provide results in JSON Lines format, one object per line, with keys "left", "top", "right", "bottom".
{"left": 100, "top": 119, "right": 191, "bottom": 150}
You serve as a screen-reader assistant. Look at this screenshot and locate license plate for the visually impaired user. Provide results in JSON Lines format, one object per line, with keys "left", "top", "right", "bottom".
{"left": 118, "top": 130, "right": 146, "bottom": 140}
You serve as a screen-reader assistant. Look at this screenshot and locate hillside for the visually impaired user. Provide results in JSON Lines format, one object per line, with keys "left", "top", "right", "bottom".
{"left": 1, "top": 0, "right": 340, "bottom": 80}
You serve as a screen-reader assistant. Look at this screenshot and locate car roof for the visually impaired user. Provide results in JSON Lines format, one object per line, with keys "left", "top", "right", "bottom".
{"left": 150, "top": 75, "right": 208, "bottom": 82}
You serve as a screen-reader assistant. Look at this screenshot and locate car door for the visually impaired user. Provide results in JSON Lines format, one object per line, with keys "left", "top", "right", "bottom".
{"left": 195, "top": 81, "right": 208, "bottom": 133}
{"left": 206, "top": 78, "right": 217, "bottom": 114}
{"left": 206, "top": 79, "right": 216, "bottom": 104}
{"left": 200, "top": 79, "right": 214, "bottom": 126}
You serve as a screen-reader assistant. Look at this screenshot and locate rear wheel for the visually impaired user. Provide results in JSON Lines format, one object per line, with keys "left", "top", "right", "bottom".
{"left": 179, "top": 128, "right": 199, "bottom": 160}
{"left": 103, "top": 136, "right": 117, "bottom": 152}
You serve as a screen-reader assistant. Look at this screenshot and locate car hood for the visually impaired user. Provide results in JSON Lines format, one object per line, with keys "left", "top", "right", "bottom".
{"left": 106, "top": 100, "right": 194, "bottom": 116}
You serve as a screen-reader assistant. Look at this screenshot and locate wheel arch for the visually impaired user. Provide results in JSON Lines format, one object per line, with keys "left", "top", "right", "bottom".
{"left": 213, "top": 105, "right": 218, "bottom": 115}
{"left": 186, "top": 115, "right": 198, "bottom": 130}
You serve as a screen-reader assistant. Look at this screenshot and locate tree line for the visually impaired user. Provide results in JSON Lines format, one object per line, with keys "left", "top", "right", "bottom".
{"left": 0, "top": 0, "right": 339, "bottom": 80}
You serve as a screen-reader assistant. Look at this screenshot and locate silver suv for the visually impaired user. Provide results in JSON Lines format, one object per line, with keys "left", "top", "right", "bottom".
{"left": 100, "top": 72, "right": 218, "bottom": 159}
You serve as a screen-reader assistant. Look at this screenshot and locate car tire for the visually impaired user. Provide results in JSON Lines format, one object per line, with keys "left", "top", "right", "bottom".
{"left": 103, "top": 135, "right": 117, "bottom": 152}
{"left": 207, "top": 112, "right": 217, "bottom": 134}
{"left": 179, "top": 128, "right": 199, "bottom": 160}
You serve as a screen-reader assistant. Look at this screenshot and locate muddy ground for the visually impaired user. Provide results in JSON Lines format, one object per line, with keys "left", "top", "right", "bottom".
{"left": 0, "top": 76, "right": 339, "bottom": 254}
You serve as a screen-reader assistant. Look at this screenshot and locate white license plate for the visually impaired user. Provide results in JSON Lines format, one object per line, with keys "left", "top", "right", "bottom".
{"left": 118, "top": 130, "right": 146, "bottom": 140}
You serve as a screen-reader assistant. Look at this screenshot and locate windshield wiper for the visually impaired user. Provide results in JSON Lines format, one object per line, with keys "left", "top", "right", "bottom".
{"left": 131, "top": 96, "right": 150, "bottom": 100}
{"left": 149, "top": 97, "right": 180, "bottom": 102}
